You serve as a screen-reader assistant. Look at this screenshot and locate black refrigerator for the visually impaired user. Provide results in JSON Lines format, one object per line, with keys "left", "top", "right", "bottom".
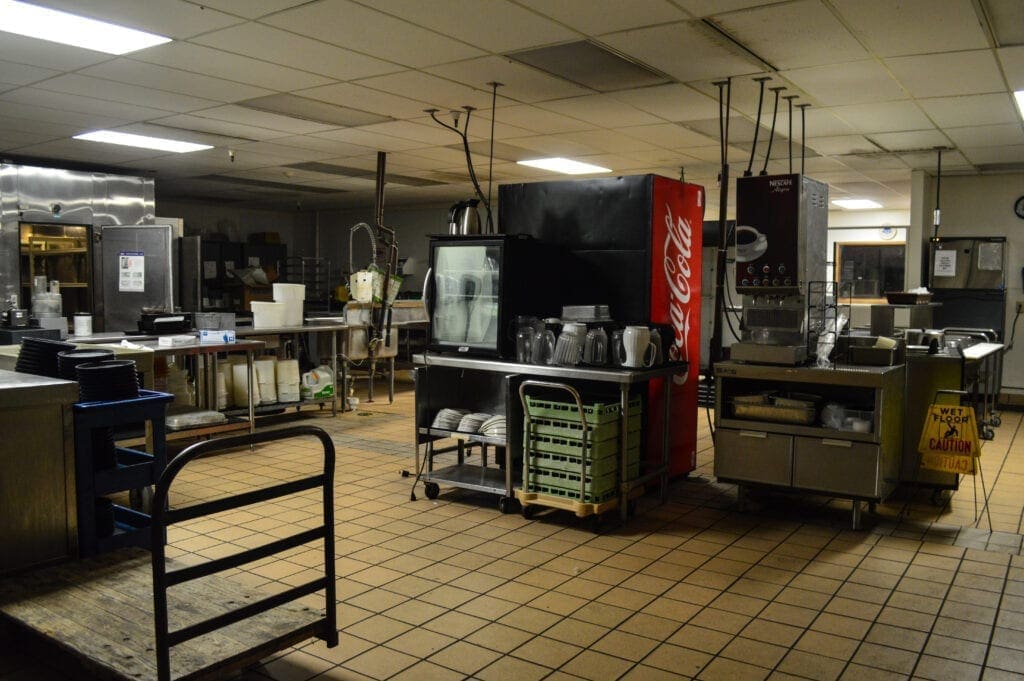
{"left": 929, "top": 236, "right": 1006, "bottom": 339}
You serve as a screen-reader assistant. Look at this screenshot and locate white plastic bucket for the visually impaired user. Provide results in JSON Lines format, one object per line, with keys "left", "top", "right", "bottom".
{"left": 272, "top": 284, "right": 306, "bottom": 326}
{"left": 254, "top": 358, "right": 277, "bottom": 404}
{"left": 349, "top": 271, "right": 375, "bottom": 303}
{"left": 276, "top": 359, "right": 300, "bottom": 402}
{"left": 251, "top": 301, "right": 287, "bottom": 329}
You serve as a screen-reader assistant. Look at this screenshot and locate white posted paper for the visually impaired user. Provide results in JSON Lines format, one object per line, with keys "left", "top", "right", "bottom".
{"left": 933, "top": 249, "right": 956, "bottom": 278}
{"left": 119, "top": 251, "right": 145, "bottom": 292}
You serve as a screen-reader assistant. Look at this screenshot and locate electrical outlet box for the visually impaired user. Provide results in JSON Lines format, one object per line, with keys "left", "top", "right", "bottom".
{"left": 1017, "top": 301, "right": 1023, "bottom": 314}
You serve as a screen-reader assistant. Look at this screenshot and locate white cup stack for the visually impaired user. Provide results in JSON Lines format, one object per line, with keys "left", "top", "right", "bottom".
{"left": 218, "top": 365, "right": 234, "bottom": 408}
{"left": 254, "top": 358, "right": 278, "bottom": 404}
{"left": 272, "top": 284, "right": 305, "bottom": 327}
{"left": 232, "top": 363, "right": 262, "bottom": 406}
{"left": 276, "top": 359, "right": 301, "bottom": 402}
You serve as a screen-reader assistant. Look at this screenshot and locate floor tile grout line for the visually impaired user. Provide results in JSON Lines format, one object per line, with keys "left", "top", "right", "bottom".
{"left": 903, "top": 545, "right": 969, "bottom": 678}
{"left": 978, "top": 557, "right": 1015, "bottom": 675}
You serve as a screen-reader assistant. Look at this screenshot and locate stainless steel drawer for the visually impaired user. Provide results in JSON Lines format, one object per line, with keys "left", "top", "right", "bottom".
{"left": 793, "top": 436, "right": 881, "bottom": 498}
{"left": 715, "top": 428, "right": 792, "bottom": 486}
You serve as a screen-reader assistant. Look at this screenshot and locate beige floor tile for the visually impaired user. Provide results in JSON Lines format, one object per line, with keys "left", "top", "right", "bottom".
{"left": 465, "top": 622, "right": 536, "bottom": 654}
{"left": 427, "top": 640, "right": 501, "bottom": 676}
{"left": 591, "top": 630, "right": 659, "bottom": 662}
{"left": 740, "top": 619, "right": 804, "bottom": 647}
{"left": 510, "top": 636, "right": 582, "bottom": 669}
{"left": 420, "top": 610, "right": 490, "bottom": 639}
{"left": 667, "top": 624, "right": 734, "bottom": 655}
{"left": 498, "top": 605, "right": 563, "bottom": 634}
{"left": 342, "top": 645, "right": 419, "bottom": 679}
{"left": 620, "top": 664, "right": 692, "bottom": 680}
{"left": 475, "top": 655, "right": 551, "bottom": 681}
{"left": 850, "top": 641, "right": 918, "bottom": 675}
{"left": 388, "top": 660, "right": 466, "bottom": 681}
{"left": 697, "top": 656, "right": 770, "bottom": 681}
{"left": 542, "top": 618, "right": 610, "bottom": 648}
{"left": 259, "top": 649, "right": 335, "bottom": 681}
{"left": 618, "top": 612, "right": 683, "bottom": 640}
{"left": 776, "top": 649, "right": 845, "bottom": 681}
{"left": 642, "top": 642, "right": 713, "bottom": 677}
{"left": 560, "top": 649, "right": 634, "bottom": 680}
{"left": 570, "top": 601, "right": 634, "bottom": 628}
{"left": 384, "top": 628, "right": 457, "bottom": 659}
{"left": 688, "top": 607, "right": 751, "bottom": 635}
{"left": 794, "top": 630, "right": 859, "bottom": 661}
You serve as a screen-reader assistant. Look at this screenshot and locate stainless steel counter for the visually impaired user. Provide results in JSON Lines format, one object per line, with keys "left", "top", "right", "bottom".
{"left": 413, "top": 353, "right": 685, "bottom": 384}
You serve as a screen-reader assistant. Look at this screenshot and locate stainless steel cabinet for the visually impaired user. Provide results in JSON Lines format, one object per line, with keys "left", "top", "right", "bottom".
{"left": 714, "top": 361, "right": 904, "bottom": 527}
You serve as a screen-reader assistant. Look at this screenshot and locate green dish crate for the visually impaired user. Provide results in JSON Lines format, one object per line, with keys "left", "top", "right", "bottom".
{"left": 524, "top": 395, "right": 641, "bottom": 425}
{"left": 526, "top": 413, "right": 641, "bottom": 443}
{"left": 524, "top": 465, "right": 618, "bottom": 498}
{"left": 524, "top": 482, "right": 618, "bottom": 505}
{"left": 525, "top": 428, "right": 642, "bottom": 459}
{"left": 526, "top": 448, "right": 640, "bottom": 479}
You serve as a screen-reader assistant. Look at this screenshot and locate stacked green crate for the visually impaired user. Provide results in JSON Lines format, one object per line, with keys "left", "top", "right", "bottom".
{"left": 523, "top": 395, "right": 642, "bottom": 504}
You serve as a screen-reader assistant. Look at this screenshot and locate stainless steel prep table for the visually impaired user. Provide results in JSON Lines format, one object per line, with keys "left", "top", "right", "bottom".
{"left": 0, "top": 341, "right": 156, "bottom": 389}
{"left": 413, "top": 353, "right": 684, "bottom": 520}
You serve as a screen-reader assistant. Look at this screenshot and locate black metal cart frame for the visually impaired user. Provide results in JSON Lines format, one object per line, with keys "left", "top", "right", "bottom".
{"left": 149, "top": 426, "right": 338, "bottom": 681}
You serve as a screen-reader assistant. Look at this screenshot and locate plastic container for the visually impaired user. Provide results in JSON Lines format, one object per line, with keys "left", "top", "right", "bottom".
{"left": 272, "top": 284, "right": 305, "bottom": 327}
{"left": 254, "top": 358, "right": 277, "bottom": 404}
{"left": 250, "top": 301, "right": 287, "bottom": 329}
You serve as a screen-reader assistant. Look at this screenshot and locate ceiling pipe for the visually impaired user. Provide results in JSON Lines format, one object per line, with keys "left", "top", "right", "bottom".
{"left": 761, "top": 87, "right": 785, "bottom": 175}
{"left": 797, "top": 103, "right": 811, "bottom": 176}
{"left": 783, "top": 95, "right": 798, "bottom": 174}
{"left": 746, "top": 76, "right": 771, "bottom": 177}
{"left": 709, "top": 77, "right": 731, "bottom": 370}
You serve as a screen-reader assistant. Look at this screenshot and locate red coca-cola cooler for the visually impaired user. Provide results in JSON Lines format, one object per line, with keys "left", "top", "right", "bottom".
{"left": 500, "top": 175, "right": 704, "bottom": 476}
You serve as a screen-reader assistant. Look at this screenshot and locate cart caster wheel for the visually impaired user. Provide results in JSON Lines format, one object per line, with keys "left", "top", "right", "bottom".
{"left": 424, "top": 482, "right": 440, "bottom": 500}
{"left": 992, "top": 416, "right": 1002, "bottom": 427}
{"left": 930, "top": 489, "right": 947, "bottom": 507}
{"left": 129, "top": 486, "right": 154, "bottom": 513}
{"left": 591, "top": 514, "right": 603, "bottom": 532}
{"left": 498, "top": 496, "right": 514, "bottom": 514}
{"left": 983, "top": 427, "right": 995, "bottom": 441}
{"left": 521, "top": 504, "right": 536, "bottom": 520}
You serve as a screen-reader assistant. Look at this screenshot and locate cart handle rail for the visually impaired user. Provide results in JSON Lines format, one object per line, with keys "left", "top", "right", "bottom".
{"left": 149, "top": 425, "right": 338, "bottom": 681}
{"left": 518, "top": 379, "right": 590, "bottom": 500}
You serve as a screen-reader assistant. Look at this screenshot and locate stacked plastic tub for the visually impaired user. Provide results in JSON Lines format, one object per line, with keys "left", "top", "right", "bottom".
{"left": 520, "top": 393, "right": 642, "bottom": 520}
{"left": 273, "top": 284, "right": 305, "bottom": 327}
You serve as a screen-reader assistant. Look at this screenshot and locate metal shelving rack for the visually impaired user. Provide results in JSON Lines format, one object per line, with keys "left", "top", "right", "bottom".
{"left": 281, "top": 256, "right": 332, "bottom": 311}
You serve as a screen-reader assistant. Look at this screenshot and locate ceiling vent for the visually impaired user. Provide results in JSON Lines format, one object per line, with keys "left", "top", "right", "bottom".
{"left": 237, "top": 94, "right": 391, "bottom": 127}
{"left": 507, "top": 40, "right": 672, "bottom": 92}
{"left": 978, "top": 0, "right": 1024, "bottom": 47}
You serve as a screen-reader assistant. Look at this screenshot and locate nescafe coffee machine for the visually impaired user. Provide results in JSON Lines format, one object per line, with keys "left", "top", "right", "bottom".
{"left": 730, "top": 173, "right": 828, "bottom": 365}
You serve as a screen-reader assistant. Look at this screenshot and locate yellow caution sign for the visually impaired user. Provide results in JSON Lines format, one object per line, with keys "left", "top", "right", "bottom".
{"left": 917, "top": 403, "right": 981, "bottom": 475}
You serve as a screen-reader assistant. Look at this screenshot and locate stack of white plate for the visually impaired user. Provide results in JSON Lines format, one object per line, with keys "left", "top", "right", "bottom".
{"left": 432, "top": 408, "right": 469, "bottom": 430}
{"left": 457, "top": 412, "right": 492, "bottom": 433}
{"left": 276, "top": 359, "right": 301, "bottom": 402}
{"left": 479, "top": 415, "right": 506, "bottom": 439}
{"left": 254, "top": 358, "right": 277, "bottom": 404}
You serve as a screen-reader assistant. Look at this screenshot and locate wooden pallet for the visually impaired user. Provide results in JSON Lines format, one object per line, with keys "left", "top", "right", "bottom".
{"left": 0, "top": 549, "right": 326, "bottom": 681}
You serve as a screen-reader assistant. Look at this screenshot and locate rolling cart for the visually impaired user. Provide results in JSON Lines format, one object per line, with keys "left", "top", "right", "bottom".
{"left": 516, "top": 380, "right": 642, "bottom": 526}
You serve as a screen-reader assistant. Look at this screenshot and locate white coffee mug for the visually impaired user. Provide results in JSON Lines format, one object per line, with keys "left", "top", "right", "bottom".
{"left": 620, "top": 325, "right": 656, "bottom": 368}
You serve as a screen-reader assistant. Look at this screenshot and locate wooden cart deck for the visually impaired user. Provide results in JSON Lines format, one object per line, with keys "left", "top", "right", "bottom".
{"left": 0, "top": 548, "right": 326, "bottom": 681}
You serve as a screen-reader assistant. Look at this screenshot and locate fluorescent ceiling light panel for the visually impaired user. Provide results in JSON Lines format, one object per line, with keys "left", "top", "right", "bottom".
{"left": 74, "top": 130, "right": 212, "bottom": 153}
{"left": 1015, "top": 90, "right": 1024, "bottom": 122}
{"left": 0, "top": 0, "right": 171, "bottom": 54}
{"left": 832, "top": 199, "right": 883, "bottom": 210}
{"left": 517, "top": 158, "right": 612, "bottom": 175}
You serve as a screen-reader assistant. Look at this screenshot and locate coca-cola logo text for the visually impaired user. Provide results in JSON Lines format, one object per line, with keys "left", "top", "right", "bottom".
{"left": 662, "top": 204, "right": 695, "bottom": 385}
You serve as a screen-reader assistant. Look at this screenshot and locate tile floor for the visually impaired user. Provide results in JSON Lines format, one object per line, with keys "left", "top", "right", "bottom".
{"left": 4, "top": 385, "right": 1024, "bottom": 681}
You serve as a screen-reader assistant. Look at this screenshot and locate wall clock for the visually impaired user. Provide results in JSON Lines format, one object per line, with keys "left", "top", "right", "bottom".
{"left": 1015, "top": 195, "right": 1024, "bottom": 220}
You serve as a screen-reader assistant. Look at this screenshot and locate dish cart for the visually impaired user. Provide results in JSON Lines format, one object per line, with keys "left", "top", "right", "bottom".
{"left": 516, "top": 380, "right": 643, "bottom": 526}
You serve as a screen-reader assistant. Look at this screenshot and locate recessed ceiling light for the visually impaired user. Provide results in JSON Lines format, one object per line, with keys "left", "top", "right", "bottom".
{"left": 74, "top": 130, "right": 212, "bottom": 153}
{"left": 517, "top": 158, "right": 612, "bottom": 175}
{"left": 1014, "top": 90, "right": 1024, "bottom": 122}
{"left": 0, "top": 0, "right": 171, "bottom": 54}
{"left": 832, "top": 198, "right": 883, "bottom": 210}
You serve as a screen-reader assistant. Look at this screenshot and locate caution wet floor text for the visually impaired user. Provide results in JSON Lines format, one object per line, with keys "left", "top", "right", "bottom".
{"left": 917, "top": 403, "right": 981, "bottom": 475}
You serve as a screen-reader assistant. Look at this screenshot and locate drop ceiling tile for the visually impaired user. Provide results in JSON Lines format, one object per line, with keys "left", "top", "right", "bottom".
{"left": 81, "top": 59, "right": 273, "bottom": 102}
{"left": 0, "top": 129, "right": 59, "bottom": 148}
{"left": 610, "top": 84, "right": 720, "bottom": 122}
{"left": 398, "top": 146, "right": 478, "bottom": 166}
{"left": 35, "top": 0, "right": 243, "bottom": 39}
{"left": 504, "top": 134, "right": 601, "bottom": 157}
{"left": 560, "top": 129, "right": 658, "bottom": 154}
{"left": 112, "top": 122, "right": 246, "bottom": 148}
{"left": 191, "top": 105, "right": 339, "bottom": 134}
{"left": 805, "top": 135, "right": 881, "bottom": 155}
{"left": 260, "top": 135, "right": 376, "bottom": 156}
{"left": 0, "top": 114, "right": 81, "bottom": 137}
{"left": 2, "top": 87, "right": 172, "bottom": 122}
{"left": 802, "top": 156, "right": 855, "bottom": 173}
{"left": 600, "top": 22, "right": 763, "bottom": 82}
{"left": 672, "top": 0, "right": 787, "bottom": 18}
{"left": 295, "top": 83, "right": 431, "bottom": 119}
{"left": 355, "top": 120, "right": 459, "bottom": 146}
{"left": 517, "top": 0, "right": 687, "bottom": 35}
{"left": 859, "top": 168, "right": 912, "bottom": 182}
{"left": 454, "top": 115, "right": 537, "bottom": 142}
{"left": 359, "top": 0, "right": 577, "bottom": 53}
{"left": 263, "top": 0, "right": 483, "bottom": 67}
{"left": 426, "top": 57, "right": 591, "bottom": 104}
{"left": 0, "top": 34, "right": 110, "bottom": 71}
{"left": 134, "top": 42, "right": 334, "bottom": 91}
{"left": 311, "top": 128, "right": 424, "bottom": 152}
{"left": 620, "top": 123, "right": 717, "bottom": 148}
{"left": 196, "top": 0, "right": 329, "bottom": 19}
{"left": 713, "top": 0, "right": 868, "bottom": 69}
{"left": 539, "top": 95, "right": 662, "bottom": 128}
{"left": 946, "top": 125, "right": 1024, "bottom": 149}
{"left": 34, "top": 74, "right": 219, "bottom": 114}
{"left": 13, "top": 138, "right": 163, "bottom": 162}
{"left": 684, "top": 144, "right": 747, "bottom": 162}
{"left": 354, "top": 72, "right": 495, "bottom": 111}
{"left": 149, "top": 113, "right": 283, "bottom": 141}
{"left": 918, "top": 93, "right": 1020, "bottom": 128}
{"left": 898, "top": 150, "right": 970, "bottom": 169}
{"left": 0, "top": 61, "right": 59, "bottom": 87}
{"left": 868, "top": 129, "right": 950, "bottom": 152}
{"left": 960, "top": 145, "right": 1024, "bottom": 164}
{"left": 998, "top": 46, "right": 1024, "bottom": 91}
{"left": 488, "top": 104, "right": 594, "bottom": 134}
{"left": 623, "top": 148, "right": 702, "bottom": 166}
{"left": 780, "top": 61, "right": 907, "bottom": 106}
{"left": 0, "top": 100, "right": 123, "bottom": 130}
{"left": 886, "top": 50, "right": 1005, "bottom": 98}
{"left": 832, "top": 0, "right": 988, "bottom": 57}
{"left": 838, "top": 153, "right": 910, "bottom": 170}
{"left": 827, "top": 101, "right": 932, "bottom": 133}
{"left": 769, "top": 108, "right": 859, "bottom": 138}
{"left": 192, "top": 24, "right": 400, "bottom": 81}
{"left": 230, "top": 141, "right": 340, "bottom": 162}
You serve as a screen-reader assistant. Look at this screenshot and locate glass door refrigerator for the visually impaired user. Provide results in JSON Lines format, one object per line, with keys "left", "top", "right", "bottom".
{"left": 426, "top": 234, "right": 558, "bottom": 358}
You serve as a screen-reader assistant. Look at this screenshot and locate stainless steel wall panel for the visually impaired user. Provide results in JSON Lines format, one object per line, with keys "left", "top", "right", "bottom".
{"left": 11, "top": 165, "right": 95, "bottom": 225}
{"left": 94, "top": 173, "right": 154, "bottom": 226}
{"left": 0, "top": 165, "right": 20, "bottom": 303}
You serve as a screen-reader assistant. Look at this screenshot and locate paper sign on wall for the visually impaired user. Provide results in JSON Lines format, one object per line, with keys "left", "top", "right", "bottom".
{"left": 933, "top": 250, "right": 956, "bottom": 277}
{"left": 118, "top": 251, "right": 145, "bottom": 292}
{"left": 203, "top": 260, "right": 218, "bottom": 279}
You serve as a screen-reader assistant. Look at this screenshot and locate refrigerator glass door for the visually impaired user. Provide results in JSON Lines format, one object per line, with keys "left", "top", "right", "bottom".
{"left": 431, "top": 243, "right": 500, "bottom": 350}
